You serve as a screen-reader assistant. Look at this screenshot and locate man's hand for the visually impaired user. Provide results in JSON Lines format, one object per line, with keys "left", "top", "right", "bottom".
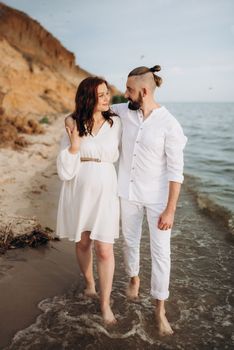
{"left": 157, "top": 208, "right": 175, "bottom": 230}
{"left": 157, "top": 181, "right": 181, "bottom": 230}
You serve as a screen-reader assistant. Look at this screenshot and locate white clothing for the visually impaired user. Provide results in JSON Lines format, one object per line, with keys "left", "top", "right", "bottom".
{"left": 111, "top": 102, "right": 187, "bottom": 300}
{"left": 111, "top": 103, "right": 187, "bottom": 203}
{"left": 120, "top": 198, "right": 171, "bottom": 300}
{"left": 56, "top": 116, "right": 122, "bottom": 244}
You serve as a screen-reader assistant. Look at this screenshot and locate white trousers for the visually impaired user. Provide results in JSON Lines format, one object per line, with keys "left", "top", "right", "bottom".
{"left": 120, "top": 198, "right": 171, "bottom": 300}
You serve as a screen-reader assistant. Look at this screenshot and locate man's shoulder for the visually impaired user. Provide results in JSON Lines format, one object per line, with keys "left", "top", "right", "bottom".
{"left": 160, "top": 107, "right": 185, "bottom": 137}
{"left": 160, "top": 107, "right": 182, "bottom": 127}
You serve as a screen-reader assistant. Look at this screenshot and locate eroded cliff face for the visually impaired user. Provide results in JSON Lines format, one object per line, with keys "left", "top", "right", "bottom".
{"left": 0, "top": 2, "right": 93, "bottom": 118}
{"left": 0, "top": 37, "right": 72, "bottom": 115}
{"left": 0, "top": 2, "right": 76, "bottom": 71}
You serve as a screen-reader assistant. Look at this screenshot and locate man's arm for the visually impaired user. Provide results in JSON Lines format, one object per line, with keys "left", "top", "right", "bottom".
{"left": 158, "top": 181, "right": 181, "bottom": 230}
{"left": 158, "top": 118, "right": 187, "bottom": 230}
{"left": 111, "top": 102, "right": 128, "bottom": 118}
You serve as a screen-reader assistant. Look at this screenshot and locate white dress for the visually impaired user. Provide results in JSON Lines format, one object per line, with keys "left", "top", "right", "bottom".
{"left": 56, "top": 116, "right": 122, "bottom": 244}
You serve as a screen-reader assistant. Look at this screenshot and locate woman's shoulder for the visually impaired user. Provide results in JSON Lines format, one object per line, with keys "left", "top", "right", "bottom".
{"left": 109, "top": 116, "right": 122, "bottom": 138}
{"left": 110, "top": 114, "right": 120, "bottom": 119}
{"left": 110, "top": 115, "right": 122, "bottom": 127}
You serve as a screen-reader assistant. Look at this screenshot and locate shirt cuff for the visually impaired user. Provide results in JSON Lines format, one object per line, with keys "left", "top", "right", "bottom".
{"left": 168, "top": 173, "right": 184, "bottom": 183}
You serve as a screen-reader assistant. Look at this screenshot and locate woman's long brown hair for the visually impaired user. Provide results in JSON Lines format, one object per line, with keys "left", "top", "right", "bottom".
{"left": 71, "top": 77, "right": 117, "bottom": 136}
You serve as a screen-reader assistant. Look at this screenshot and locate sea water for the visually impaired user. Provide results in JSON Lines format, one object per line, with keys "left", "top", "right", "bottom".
{"left": 166, "top": 102, "right": 234, "bottom": 233}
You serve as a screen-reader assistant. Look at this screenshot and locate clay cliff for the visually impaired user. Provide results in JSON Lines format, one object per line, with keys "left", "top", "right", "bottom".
{"left": 0, "top": 2, "right": 120, "bottom": 141}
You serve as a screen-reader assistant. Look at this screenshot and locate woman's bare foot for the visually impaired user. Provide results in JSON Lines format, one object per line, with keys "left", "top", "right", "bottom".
{"left": 126, "top": 276, "right": 140, "bottom": 299}
{"left": 156, "top": 311, "right": 174, "bottom": 336}
{"left": 101, "top": 305, "right": 117, "bottom": 325}
{"left": 84, "top": 282, "right": 97, "bottom": 298}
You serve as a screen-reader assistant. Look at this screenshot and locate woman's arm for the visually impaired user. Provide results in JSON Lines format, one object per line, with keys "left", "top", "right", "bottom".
{"left": 56, "top": 117, "right": 81, "bottom": 181}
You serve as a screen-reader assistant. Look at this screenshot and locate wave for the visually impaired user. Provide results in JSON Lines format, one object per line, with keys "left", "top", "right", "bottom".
{"left": 184, "top": 174, "right": 234, "bottom": 236}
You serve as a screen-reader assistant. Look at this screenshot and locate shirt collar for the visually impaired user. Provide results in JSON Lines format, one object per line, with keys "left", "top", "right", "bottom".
{"left": 136, "top": 106, "right": 165, "bottom": 123}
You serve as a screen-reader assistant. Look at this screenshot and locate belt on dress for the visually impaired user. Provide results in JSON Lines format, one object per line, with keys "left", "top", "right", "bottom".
{"left": 80, "top": 157, "right": 101, "bottom": 162}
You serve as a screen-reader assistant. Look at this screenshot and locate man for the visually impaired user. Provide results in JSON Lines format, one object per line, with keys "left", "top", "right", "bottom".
{"left": 111, "top": 65, "right": 187, "bottom": 335}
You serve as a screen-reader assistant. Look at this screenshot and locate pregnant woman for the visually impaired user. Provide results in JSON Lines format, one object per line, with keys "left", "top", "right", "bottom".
{"left": 56, "top": 77, "right": 121, "bottom": 324}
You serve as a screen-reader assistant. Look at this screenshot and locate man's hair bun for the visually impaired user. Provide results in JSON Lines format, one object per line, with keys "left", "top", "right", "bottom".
{"left": 149, "top": 65, "right": 161, "bottom": 73}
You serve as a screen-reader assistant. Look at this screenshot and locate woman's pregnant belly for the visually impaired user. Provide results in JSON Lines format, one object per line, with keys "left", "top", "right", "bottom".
{"left": 76, "top": 162, "right": 117, "bottom": 195}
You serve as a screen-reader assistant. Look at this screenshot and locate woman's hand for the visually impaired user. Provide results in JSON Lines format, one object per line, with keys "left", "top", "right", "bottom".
{"left": 65, "top": 116, "right": 81, "bottom": 153}
{"left": 157, "top": 208, "right": 175, "bottom": 230}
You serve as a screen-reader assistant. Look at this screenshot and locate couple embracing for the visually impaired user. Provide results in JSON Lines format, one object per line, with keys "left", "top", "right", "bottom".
{"left": 56, "top": 65, "right": 187, "bottom": 335}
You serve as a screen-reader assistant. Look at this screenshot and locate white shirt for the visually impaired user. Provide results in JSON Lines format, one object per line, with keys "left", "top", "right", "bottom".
{"left": 111, "top": 103, "right": 187, "bottom": 204}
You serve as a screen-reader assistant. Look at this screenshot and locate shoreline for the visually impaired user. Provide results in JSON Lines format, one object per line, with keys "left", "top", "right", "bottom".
{"left": 183, "top": 175, "right": 234, "bottom": 238}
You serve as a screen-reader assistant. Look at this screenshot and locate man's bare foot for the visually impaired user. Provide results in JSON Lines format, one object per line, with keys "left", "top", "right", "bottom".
{"left": 84, "top": 283, "right": 97, "bottom": 298}
{"left": 101, "top": 305, "right": 117, "bottom": 325}
{"left": 156, "top": 311, "right": 174, "bottom": 336}
{"left": 126, "top": 276, "right": 140, "bottom": 300}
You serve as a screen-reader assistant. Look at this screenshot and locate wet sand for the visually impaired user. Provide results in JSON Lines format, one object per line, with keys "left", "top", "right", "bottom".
{"left": 0, "top": 240, "right": 79, "bottom": 348}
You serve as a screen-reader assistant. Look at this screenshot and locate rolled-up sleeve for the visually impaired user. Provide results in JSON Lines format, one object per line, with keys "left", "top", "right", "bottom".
{"left": 165, "top": 121, "right": 187, "bottom": 183}
{"left": 56, "top": 132, "right": 81, "bottom": 181}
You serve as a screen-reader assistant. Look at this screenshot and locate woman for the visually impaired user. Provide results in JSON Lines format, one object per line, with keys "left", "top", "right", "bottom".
{"left": 56, "top": 77, "right": 121, "bottom": 325}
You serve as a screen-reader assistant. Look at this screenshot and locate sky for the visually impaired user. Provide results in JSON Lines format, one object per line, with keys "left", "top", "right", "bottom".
{"left": 3, "top": 0, "right": 234, "bottom": 102}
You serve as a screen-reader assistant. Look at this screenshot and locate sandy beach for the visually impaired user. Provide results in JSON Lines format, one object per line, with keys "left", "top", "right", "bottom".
{"left": 0, "top": 115, "right": 64, "bottom": 230}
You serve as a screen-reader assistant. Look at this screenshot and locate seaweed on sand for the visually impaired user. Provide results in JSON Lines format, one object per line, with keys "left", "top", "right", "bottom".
{"left": 0, "top": 214, "right": 60, "bottom": 254}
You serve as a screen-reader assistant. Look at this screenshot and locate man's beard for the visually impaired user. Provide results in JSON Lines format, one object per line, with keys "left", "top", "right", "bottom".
{"left": 128, "top": 93, "right": 143, "bottom": 110}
